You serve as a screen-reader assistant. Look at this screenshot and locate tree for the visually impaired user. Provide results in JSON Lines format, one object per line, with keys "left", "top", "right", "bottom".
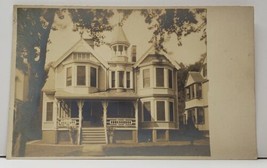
{"left": 118, "top": 9, "right": 206, "bottom": 52}
{"left": 14, "top": 8, "right": 114, "bottom": 156}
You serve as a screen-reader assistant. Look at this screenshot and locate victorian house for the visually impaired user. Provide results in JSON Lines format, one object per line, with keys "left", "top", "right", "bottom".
{"left": 41, "top": 25, "right": 180, "bottom": 145}
{"left": 184, "top": 57, "right": 209, "bottom": 136}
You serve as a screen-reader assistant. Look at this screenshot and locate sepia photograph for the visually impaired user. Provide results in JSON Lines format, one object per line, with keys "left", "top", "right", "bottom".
{"left": 8, "top": 6, "right": 257, "bottom": 160}
{"left": 10, "top": 6, "right": 210, "bottom": 158}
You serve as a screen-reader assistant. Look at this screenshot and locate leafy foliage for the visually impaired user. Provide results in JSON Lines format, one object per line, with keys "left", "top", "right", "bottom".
{"left": 118, "top": 9, "right": 207, "bottom": 52}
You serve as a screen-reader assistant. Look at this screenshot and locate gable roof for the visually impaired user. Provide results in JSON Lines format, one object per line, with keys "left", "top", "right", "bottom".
{"left": 53, "top": 38, "right": 109, "bottom": 68}
{"left": 185, "top": 71, "right": 204, "bottom": 87}
{"left": 134, "top": 45, "right": 180, "bottom": 69}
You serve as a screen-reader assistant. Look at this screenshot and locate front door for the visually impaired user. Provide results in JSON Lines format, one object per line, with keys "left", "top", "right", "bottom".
{"left": 82, "top": 101, "right": 103, "bottom": 127}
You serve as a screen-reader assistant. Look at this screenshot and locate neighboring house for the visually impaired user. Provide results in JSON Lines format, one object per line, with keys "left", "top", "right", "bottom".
{"left": 14, "top": 69, "right": 29, "bottom": 124}
{"left": 184, "top": 57, "right": 209, "bottom": 136}
{"left": 41, "top": 25, "right": 180, "bottom": 145}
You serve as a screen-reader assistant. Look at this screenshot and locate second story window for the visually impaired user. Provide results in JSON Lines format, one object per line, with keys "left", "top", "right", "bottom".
{"left": 66, "top": 67, "right": 72, "bottom": 86}
{"left": 77, "top": 66, "right": 86, "bottom": 86}
{"left": 126, "top": 72, "right": 131, "bottom": 88}
{"left": 111, "top": 71, "right": 115, "bottom": 88}
{"left": 168, "top": 69, "right": 173, "bottom": 88}
{"left": 143, "top": 69, "right": 150, "bottom": 88}
{"left": 118, "top": 71, "right": 124, "bottom": 87}
{"left": 90, "top": 67, "right": 97, "bottom": 87}
{"left": 156, "top": 68, "right": 164, "bottom": 87}
{"left": 186, "top": 83, "right": 202, "bottom": 100}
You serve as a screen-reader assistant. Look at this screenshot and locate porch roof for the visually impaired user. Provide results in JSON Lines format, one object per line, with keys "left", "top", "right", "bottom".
{"left": 55, "top": 90, "right": 138, "bottom": 100}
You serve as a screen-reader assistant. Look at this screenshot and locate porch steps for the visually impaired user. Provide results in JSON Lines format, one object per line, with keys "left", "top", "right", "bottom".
{"left": 81, "top": 127, "right": 106, "bottom": 144}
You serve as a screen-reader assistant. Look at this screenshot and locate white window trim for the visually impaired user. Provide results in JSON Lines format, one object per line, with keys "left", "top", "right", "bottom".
{"left": 65, "top": 65, "right": 73, "bottom": 87}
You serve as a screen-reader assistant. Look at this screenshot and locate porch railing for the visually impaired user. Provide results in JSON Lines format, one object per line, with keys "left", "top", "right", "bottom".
{"left": 106, "top": 118, "right": 136, "bottom": 128}
{"left": 57, "top": 118, "right": 80, "bottom": 129}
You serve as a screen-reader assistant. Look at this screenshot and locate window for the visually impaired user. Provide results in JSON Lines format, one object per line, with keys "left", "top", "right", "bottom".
{"left": 196, "top": 83, "right": 202, "bottom": 98}
{"left": 156, "top": 68, "right": 164, "bottom": 87}
{"left": 118, "top": 71, "right": 124, "bottom": 87}
{"left": 157, "top": 101, "right": 165, "bottom": 121}
{"left": 143, "top": 69, "right": 150, "bottom": 88}
{"left": 186, "top": 83, "right": 202, "bottom": 100}
{"left": 186, "top": 87, "right": 190, "bottom": 100}
{"left": 126, "top": 72, "right": 130, "bottom": 88}
{"left": 77, "top": 66, "right": 86, "bottom": 85}
{"left": 168, "top": 69, "right": 173, "bottom": 88}
{"left": 46, "top": 102, "right": 53, "bottom": 121}
{"left": 197, "top": 108, "right": 205, "bottom": 124}
{"left": 143, "top": 102, "right": 151, "bottom": 121}
{"left": 90, "top": 67, "right": 97, "bottom": 87}
{"left": 118, "top": 45, "right": 123, "bottom": 52}
{"left": 169, "top": 102, "right": 174, "bottom": 122}
{"left": 190, "top": 85, "right": 195, "bottom": 98}
{"left": 66, "top": 67, "right": 72, "bottom": 86}
{"left": 111, "top": 71, "right": 115, "bottom": 88}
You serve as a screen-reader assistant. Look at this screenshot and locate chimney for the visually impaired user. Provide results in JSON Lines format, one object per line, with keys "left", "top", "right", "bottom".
{"left": 131, "top": 45, "right": 137, "bottom": 62}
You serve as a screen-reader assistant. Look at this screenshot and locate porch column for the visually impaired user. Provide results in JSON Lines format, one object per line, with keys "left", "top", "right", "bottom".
{"left": 102, "top": 101, "right": 108, "bottom": 144}
{"left": 133, "top": 100, "right": 139, "bottom": 142}
{"left": 77, "top": 100, "right": 84, "bottom": 145}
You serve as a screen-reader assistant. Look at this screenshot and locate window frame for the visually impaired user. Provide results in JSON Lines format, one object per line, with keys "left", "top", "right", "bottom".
{"left": 76, "top": 65, "right": 86, "bottom": 86}
{"left": 66, "top": 66, "right": 72, "bottom": 86}
{"left": 169, "top": 101, "right": 174, "bottom": 122}
{"left": 156, "top": 101, "right": 165, "bottom": 121}
{"left": 143, "top": 101, "right": 152, "bottom": 122}
{"left": 126, "top": 71, "right": 131, "bottom": 88}
{"left": 90, "top": 66, "right": 97, "bottom": 87}
{"left": 46, "top": 102, "right": 53, "bottom": 121}
{"left": 156, "top": 68, "right": 164, "bottom": 87}
{"left": 168, "top": 69, "right": 173, "bottom": 89}
{"left": 143, "top": 68, "right": 150, "bottom": 88}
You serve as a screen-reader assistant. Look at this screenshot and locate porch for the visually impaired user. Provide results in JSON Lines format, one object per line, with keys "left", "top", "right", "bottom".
{"left": 55, "top": 99, "right": 138, "bottom": 145}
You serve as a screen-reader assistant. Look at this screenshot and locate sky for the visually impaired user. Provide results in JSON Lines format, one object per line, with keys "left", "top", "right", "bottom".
{"left": 46, "top": 9, "right": 206, "bottom": 66}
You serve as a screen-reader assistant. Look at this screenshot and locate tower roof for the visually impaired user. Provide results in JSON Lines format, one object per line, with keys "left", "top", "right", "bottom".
{"left": 110, "top": 24, "right": 130, "bottom": 46}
